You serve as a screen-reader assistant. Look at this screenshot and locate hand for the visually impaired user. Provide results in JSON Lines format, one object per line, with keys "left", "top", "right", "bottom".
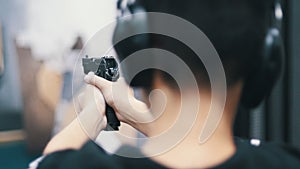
{"left": 84, "top": 72, "right": 154, "bottom": 135}
{"left": 78, "top": 84, "right": 105, "bottom": 112}
{"left": 77, "top": 84, "right": 107, "bottom": 139}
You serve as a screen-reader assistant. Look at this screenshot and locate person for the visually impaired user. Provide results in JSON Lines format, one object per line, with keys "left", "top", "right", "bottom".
{"left": 30, "top": 0, "right": 300, "bottom": 168}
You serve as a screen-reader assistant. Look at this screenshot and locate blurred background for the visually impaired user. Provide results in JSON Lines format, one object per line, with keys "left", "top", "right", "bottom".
{"left": 0, "top": 0, "right": 299, "bottom": 169}
{"left": 0, "top": 0, "right": 117, "bottom": 168}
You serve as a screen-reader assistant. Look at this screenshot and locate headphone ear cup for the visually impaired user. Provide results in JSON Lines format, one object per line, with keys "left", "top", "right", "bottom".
{"left": 113, "top": 7, "right": 153, "bottom": 87}
{"left": 240, "top": 28, "right": 284, "bottom": 109}
{"left": 113, "top": 8, "right": 149, "bottom": 60}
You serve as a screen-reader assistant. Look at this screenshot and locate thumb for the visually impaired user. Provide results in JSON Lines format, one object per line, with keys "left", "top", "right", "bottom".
{"left": 84, "top": 72, "right": 112, "bottom": 92}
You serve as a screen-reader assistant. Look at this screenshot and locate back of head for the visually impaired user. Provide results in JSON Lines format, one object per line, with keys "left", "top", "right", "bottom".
{"left": 114, "top": 0, "right": 273, "bottom": 88}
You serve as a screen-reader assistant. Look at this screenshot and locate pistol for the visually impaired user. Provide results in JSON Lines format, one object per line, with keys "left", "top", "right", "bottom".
{"left": 82, "top": 55, "right": 120, "bottom": 131}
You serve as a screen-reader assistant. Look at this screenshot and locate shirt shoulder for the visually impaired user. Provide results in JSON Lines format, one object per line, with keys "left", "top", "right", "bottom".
{"left": 36, "top": 139, "right": 300, "bottom": 169}
{"left": 214, "top": 139, "right": 300, "bottom": 169}
{"left": 37, "top": 141, "right": 166, "bottom": 169}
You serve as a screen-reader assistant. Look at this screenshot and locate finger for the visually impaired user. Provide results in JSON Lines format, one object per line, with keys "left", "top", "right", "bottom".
{"left": 84, "top": 72, "right": 112, "bottom": 92}
{"left": 84, "top": 73, "right": 115, "bottom": 107}
{"left": 88, "top": 85, "right": 106, "bottom": 110}
{"left": 84, "top": 84, "right": 95, "bottom": 100}
{"left": 100, "top": 116, "right": 107, "bottom": 130}
{"left": 77, "top": 85, "right": 93, "bottom": 110}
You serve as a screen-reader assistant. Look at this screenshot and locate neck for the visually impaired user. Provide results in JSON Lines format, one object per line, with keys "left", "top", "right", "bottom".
{"left": 141, "top": 80, "right": 242, "bottom": 168}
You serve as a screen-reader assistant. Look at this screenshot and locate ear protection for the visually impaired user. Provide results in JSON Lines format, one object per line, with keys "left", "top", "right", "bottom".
{"left": 240, "top": 2, "right": 284, "bottom": 108}
{"left": 113, "top": 0, "right": 284, "bottom": 109}
{"left": 113, "top": 0, "right": 152, "bottom": 87}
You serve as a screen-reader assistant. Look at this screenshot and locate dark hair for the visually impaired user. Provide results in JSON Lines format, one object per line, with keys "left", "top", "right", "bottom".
{"left": 115, "top": 0, "right": 273, "bottom": 88}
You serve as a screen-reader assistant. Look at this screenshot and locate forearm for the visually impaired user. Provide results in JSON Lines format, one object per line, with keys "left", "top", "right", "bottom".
{"left": 43, "top": 105, "right": 105, "bottom": 155}
{"left": 43, "top": 118, "right": 89, "bottom": 155}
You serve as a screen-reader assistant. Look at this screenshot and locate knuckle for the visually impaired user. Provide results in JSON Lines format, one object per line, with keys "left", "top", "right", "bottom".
{"left": 106, "top": 96, "right": 115, "bottom": 107}
{"left": 106, "top": 97, "right": 113, "bottom": 105}
{"left": 102, "top": 117, "right": 107, "bottom": 126}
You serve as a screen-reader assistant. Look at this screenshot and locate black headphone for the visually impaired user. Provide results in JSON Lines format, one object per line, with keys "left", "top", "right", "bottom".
{"left": 113, "top": 0, "right": 284, "bottom": 109}
{"left": 240, "top": 1, "right": 284, "bottom": 108}
{"left": 113, "top": 0, "right": 152, "bottom": 87}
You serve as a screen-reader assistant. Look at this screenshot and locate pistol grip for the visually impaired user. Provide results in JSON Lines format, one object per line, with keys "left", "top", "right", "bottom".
{"left": 104, "top": 104, "right": 120, "bottom": 131}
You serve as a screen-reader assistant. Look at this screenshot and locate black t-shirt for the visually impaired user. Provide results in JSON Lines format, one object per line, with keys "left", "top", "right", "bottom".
{"left": 37, "top": 139, "right": 300, "bottom": 169}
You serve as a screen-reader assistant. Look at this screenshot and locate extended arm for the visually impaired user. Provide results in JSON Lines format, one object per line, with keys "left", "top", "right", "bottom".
{"left": 43, "top": 84, "right": 107, "bottom": 155}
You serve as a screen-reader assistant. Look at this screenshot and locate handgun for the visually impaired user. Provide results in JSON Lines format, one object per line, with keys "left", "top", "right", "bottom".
{"left": 82, "top": 55, "right": 120, "bottom": 131}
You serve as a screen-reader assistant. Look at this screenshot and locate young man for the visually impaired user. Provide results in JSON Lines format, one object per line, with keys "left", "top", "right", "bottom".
{"left": 32, "top": 0, "right": 300, "bottom": 168}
